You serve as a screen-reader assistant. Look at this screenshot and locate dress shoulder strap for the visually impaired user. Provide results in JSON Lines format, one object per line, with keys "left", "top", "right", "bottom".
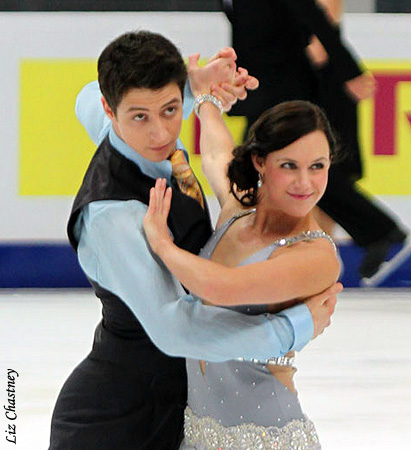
{"left": 200, "top": 209, "right": 257, "bottom": 261}
{"left": 270, "top": 230, "right": 336, "bottom": 251}
{"left": 216, "top": 208, "right": 257, "bottom": 235}
{"left": 239, "top": 230, "right": 336, "bottom": 266}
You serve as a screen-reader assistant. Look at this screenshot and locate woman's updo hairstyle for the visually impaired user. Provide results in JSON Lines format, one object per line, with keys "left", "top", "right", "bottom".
{"left": 227, "top": 100, "right": 336, "bottom": 207}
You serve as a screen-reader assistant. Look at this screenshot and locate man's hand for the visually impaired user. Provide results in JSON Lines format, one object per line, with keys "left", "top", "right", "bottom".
{"left": 304, "top": 282, "right": 343, "bottom": 339}
{"left": 188, "top": 47, "right": 259, "bottom": 112}
{"left": 143, "top": 178, "right": 173, "bottom": 255}
{"left": 345, "top": 72, "right": 376, "bottom": 102}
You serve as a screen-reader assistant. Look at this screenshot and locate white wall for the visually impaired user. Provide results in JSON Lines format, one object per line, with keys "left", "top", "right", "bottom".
{"left": 0, "top": 12, "right": 230, "bottom": 241}
{"left": 0, "top": 11, "right": 410, "bottom": 243}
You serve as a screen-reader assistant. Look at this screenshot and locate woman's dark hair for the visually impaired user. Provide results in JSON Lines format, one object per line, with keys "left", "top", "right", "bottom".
{"left": 227, "top": 100, "right": 337, "bottom": 206}
{"left": 98, "top": 31, "right": 187, "bottom": 113}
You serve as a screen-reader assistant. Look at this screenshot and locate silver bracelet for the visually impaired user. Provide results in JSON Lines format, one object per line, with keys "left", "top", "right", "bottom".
{"left": 193, "top": 94, "right": 223, "bottom": 118}
{"left": 237, "top": 356, "right": 295, "bottom": 367}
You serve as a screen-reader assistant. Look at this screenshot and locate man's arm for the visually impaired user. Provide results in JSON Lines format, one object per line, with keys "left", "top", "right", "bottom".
{"left": 77, "top": 200, "right": 318, "bottom": 361}
{"left": 75, "top": 81, "right": 111, "bottom": 145}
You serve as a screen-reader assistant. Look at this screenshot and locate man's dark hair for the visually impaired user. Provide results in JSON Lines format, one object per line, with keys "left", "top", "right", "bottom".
{"left": 98, "top": 30, "right": 187, "bottom": 113}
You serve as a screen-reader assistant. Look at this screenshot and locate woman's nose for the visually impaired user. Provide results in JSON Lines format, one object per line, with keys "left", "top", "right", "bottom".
{"left": 295, "top": 170, "right": 311, "bottom": 189}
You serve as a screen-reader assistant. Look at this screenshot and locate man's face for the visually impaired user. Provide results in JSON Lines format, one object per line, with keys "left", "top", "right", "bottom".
{"left": 102, "top": 83, "right": 183, "bottom": 162}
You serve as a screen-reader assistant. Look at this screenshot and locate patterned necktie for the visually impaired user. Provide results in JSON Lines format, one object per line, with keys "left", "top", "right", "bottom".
{"left": 169, "top": 149, "right": 204, "bottom": 209}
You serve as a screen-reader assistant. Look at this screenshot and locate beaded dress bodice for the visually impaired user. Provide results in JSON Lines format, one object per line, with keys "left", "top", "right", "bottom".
{"left": 182, "top": 209, "right": 333, "bottom": 449}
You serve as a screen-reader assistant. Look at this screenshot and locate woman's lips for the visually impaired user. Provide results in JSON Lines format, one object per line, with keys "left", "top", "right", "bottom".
{"left": 287, "top": 192, "right": 313, "bottom": 200}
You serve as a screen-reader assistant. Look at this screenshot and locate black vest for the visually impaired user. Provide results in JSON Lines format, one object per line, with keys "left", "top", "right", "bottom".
{"left": 67, "top": 136, "right": 213, "bottom": 374}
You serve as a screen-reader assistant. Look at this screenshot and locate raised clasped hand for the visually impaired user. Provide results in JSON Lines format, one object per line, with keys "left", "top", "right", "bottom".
{"left": 188, "top": 47, "right": 259, "bottom": 112}
{"left": 143, "top": 178, "right": 174, "bottom": 255}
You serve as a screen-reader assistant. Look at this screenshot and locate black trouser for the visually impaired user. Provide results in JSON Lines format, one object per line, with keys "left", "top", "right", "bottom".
{"left": 49, "top": 323, "right": 187, "bottom": 450}
{"left": 315, "top": 63, "right": 400, "bottom": 247}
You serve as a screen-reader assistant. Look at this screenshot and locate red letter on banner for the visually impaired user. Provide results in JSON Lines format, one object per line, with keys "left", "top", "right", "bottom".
{"left": 373, "top": 74, "right": 411, "bottom": 155}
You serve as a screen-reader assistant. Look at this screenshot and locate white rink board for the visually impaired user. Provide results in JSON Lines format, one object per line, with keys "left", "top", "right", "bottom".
{"left": 0, "top": 288, "right": 410, "bottom": 449}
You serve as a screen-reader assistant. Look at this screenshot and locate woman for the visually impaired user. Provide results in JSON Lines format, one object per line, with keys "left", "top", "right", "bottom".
{"left": 223, "top": 0, "right": 407, "bottom": 284}
{"left": 143, "top": 97, "right": 340, "bottom": 449}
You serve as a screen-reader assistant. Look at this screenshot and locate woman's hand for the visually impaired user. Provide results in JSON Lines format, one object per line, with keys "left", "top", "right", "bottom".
{"left": 188, "top": 48, "right": 259, "bottom": 112}
{"left": 188, "top": 50, "right": 236, "bottom": 99}
{"left": 211, "top": 67, "right": 259, "bottom": 112}
{"left": 143, "top": 178, "right": 174, "bottom": 255}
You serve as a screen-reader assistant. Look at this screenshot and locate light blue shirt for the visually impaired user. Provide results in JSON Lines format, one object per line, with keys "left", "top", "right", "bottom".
{"left": 73, "top": 81, "right": 314, "bottom": 362}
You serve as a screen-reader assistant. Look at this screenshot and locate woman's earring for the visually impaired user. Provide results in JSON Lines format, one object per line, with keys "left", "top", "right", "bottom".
{"left": 257, "top": 173, "right": 263, "bottom": 189}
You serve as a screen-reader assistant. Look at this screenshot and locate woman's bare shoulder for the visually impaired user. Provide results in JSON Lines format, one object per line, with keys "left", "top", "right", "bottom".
{"left": 216, "top": 194, "right": 250, "bottom": 228}
{"left": 268, "top": 232, "right": 340, "bottom": 283}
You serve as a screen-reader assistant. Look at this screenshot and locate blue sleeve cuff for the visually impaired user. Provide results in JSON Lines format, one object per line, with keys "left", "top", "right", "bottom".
{"left": 280, "top": 303, "right": 313, "bottom": 352}
{"left": 183, "top": 81, "right": 195, "bottom": 119}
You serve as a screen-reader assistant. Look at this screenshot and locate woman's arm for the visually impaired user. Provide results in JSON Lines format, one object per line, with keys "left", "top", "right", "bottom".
{"left": 144, "top": 179, "right": 340, "bottom": 306}
{"left": 187, "top": 53, "right": 258, "bottom": 208}
{"left": 197, "top": 100, "right": 235, "bottom": 209}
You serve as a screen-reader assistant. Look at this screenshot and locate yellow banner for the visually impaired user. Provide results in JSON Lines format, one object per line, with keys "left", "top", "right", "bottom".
{"left": 358, "top": 61, "right": 411, "bottom": 195}
{"left": 19, "top": 59, "right": 411, "bottom": 196}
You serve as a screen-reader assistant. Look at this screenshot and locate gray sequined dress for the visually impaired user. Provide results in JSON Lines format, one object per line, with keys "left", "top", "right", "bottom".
{"left": 181, "top": 210, "right": 335, "bottom": 450}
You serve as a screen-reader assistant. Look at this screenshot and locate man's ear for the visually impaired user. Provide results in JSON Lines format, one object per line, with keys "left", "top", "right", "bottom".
{"left": 101, "top": 96, "right": 115, "bottom": 120}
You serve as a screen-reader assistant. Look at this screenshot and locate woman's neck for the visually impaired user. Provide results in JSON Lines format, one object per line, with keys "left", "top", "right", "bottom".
{"left": 249, "top": 205, "right": 316, "bottom": 241}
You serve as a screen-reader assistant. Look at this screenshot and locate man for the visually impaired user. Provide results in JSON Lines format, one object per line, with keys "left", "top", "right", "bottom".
{"left": 49, "top": 31, "right": 339, "bottom": 450}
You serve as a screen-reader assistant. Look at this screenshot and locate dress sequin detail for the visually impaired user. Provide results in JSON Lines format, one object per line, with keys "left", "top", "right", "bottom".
{"left": 237, "top": 355, "right": 295, "bottom": 367}
{"left": 269, "top": 229, "right": 336, "bottom": 251}
{"left": 184, "top": 407, "right": 321, "bottom": 450}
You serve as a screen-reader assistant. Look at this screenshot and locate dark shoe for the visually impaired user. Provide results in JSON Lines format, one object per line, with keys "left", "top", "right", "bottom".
{"left": 359, "top": 228, "right": 409, "bottom": 284}
{"left": 359, "top": 228, "right": 407, "bottom": 278}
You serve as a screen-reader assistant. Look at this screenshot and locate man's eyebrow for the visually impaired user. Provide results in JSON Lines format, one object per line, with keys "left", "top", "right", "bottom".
{"left": 162, "top": 97, "right": 181, "bottom": 107}
{"left": 126, "top": 106, "right": 148, "bottom": 112}
{"left": 126, "top": 98, "right": 181, "bottom": 113}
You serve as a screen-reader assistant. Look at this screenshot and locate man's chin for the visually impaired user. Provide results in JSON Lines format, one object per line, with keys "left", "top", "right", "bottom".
{"left": 144, "top": 148, "right": 174, "bottom": 163}
{"left": 128, "top": 145, "right": 173, "bottom": 162}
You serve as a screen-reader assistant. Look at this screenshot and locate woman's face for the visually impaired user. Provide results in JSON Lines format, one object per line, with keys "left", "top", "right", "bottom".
{"left": 256, "top": 130, "right": 331, "bottom": 217}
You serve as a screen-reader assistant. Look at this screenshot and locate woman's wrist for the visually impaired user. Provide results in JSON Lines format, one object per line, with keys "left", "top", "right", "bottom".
{"left": 194, "top": 94, "right": 223, "bottom": 118}
{"left": 191, "top": 87, "right": 208, "bottom": 99}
